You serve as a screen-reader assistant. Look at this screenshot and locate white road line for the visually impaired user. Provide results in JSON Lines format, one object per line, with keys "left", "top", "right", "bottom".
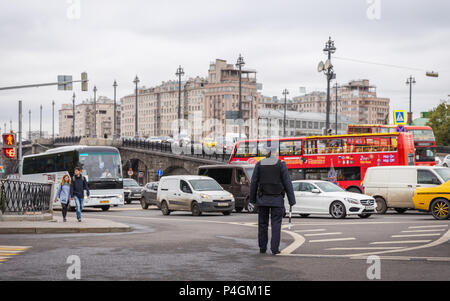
{"left": 309, "top": 237, "right": 355, "bottom": 243}
{"left": 0, "top": 246, "right": 31, "bottom": 250}
{"left": 370, "top": 240, "right": 431, "bottom": 244}
{"left": 304, "top": 232, "right": 342, "bottom": 237}
{"left": 282, "top": 253, "right": 450, "bottom": 262}
{"left": 401, "top": 229, "right": 445, "bottom": 233}
{"left": 408, "top": 225, "right": 449, "bottom": 229}
{"left": 391, "top": 233, "right": 441, "bottom": 238}
{"left": 326, "top": 247, "right": 403, "bottom": 250}
{"left": 293, "top": 229, "right": 326, "bottom": 233}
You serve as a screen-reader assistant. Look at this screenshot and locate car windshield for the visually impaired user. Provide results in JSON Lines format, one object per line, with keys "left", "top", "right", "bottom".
{"left": 124, "top": 179, "right": 139, "bottom": 187}
{"left": 435, "top": 169, "right": 450, "bottom": 182}
{"left": 314, "top": 181, "right": 344, "bottom": 192}
{"left": 189, "top": 179, "right": 223, "bottom": 191}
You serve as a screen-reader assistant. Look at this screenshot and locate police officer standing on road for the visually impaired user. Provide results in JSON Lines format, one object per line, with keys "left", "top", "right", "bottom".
{"left": 249, "top": 141, "right": 296, "bottom": 255}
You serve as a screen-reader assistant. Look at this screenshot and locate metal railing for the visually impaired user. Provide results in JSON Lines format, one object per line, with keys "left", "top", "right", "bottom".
{"left": 122, "top": 138, "right": 231, "bottom": 162}
{"left": 0, "top": 180, "right": 52, "bottom": 214}
{"left": 54, "top": 136, "right": 82, "bottom": 144}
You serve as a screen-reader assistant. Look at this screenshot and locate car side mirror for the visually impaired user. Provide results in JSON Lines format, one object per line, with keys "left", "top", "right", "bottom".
{"left": 311, "top": 189, "right": 321, "bottom": 193}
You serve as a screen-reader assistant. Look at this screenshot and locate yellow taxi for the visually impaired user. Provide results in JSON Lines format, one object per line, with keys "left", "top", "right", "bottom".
{"left": 413, "top": 181, "right": 450, "bottom": 220}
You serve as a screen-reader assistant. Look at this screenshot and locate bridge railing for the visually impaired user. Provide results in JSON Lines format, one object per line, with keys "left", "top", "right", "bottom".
{"left": 122, "top": 138, "right": 231, "bottom": 162}
{"left": 0, "top": 180, "right": 53, "bottom": 214}
{"left": 54, "top": 136, "right": 82, "bottom": 144}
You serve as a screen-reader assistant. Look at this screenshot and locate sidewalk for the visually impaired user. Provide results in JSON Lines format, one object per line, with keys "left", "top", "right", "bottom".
{"left": 0, "top": 215, "right": 131, "bottom": 234}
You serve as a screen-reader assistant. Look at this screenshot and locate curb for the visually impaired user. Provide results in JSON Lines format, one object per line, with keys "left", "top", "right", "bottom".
{"left": 0, "top": 226, "right": 131, "bottom": 234}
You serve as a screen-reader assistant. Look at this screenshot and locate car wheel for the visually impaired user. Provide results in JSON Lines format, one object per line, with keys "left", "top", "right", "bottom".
{"left": 246, "top": 201, "right": 258, "bottom": 214}
{"left": 161, "top": 201, "right": 170, "bottom": 216}
{"left": 140, "top": 198, "right": 149, "bottom": 210}
{"left": 235, "top": 207, "right": 243, "bottom": 213}
{"left": 125, "top": 199, "right": 132, "bottom": 204}
{"left": 443, "top": 163, "right": 448, "bottom": 167}
{"left": 430, "top": 198, "right": 450, "bottom": 220}
{"left": 330, "top": 201, "right": 347, "bottom": 219}
{"left": 191, "top": 202, "right": 202, "bottom": 216}
{"left": 101, "top": 205, "right": 110, "bottom": 211}
{"left": 358, "top": 213, "right": 371, "bottom": 218}
{"left": 394, "top": 208, "right": 407, "bottom": 214}
{"left": 375, "top": 196, "right": 388, "bottom": 214}
{"left": 300, "top": 214, "right": 310, "bottom": 218}
{"left": 222, "top": 211, "right": 232, "bottom": 216}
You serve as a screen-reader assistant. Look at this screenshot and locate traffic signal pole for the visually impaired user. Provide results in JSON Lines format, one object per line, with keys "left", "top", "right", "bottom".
{"left": 18, "top": 100, "right": 22, "bottom": 178}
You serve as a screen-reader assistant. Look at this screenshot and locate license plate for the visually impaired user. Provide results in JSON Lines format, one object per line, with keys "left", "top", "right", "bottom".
{"left": 365, "top": 206, "right": 374, "bottom": 210}
{"left": 134, "top": 194, "right": 141, "bottom": 197}
{"left": 100, "top": 200, "right": 109, "bottom": 204}
{"left": 217, "top": 202, "right": 228, "bottom": 207}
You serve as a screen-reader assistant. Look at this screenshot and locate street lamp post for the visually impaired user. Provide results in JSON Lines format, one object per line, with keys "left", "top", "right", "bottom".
{"left": 72, "top": 92, "right": 76, "bottom": 138}
{"left": 318, "top": 37, "right": 336, "bottom": 134}
{"left": 133, "top": 76, "right": 139, "bottom": 139}
{"left": 28, "top": 110, "right": 31, "bottom": 140}
{"left": 93, "top": 86, "right": 97, "bottom": 138}
{"left": 236, "top": 54, "right": 245, "bottom": 140}
{"left": 39, "top": 104, "right": 42, "bottom": 138}
{"left": 282, "top": 89, "right": 289, "bottom": 137}
{"left": 406, "top": 76, "right": 416, "bottom": 125}
{"left": 334, "top": 83, "right": 338, "bottom": 134}
{"left": 175, "top": 66, "right": 185, "bottom": 137}
{"left": 52, "top": 100, "right": 55, "bottom": 143}
{"left": 113, "top": 80, "right": 118, "bottom": 139}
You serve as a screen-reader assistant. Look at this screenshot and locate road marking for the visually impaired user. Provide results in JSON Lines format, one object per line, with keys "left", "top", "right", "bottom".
{"left": 293, "top": 229, "right": 326, "bottom": 233}
{"left": 304, "top": 232, "right": 342, "bottom": 237}
{"left": 370, "top": 240, "right": 431, "bottom": 244}
{"left": 0, "top": 246, "right": 31, "bottom": 264}
{"left": 309, "top": 237, "right": 355, "bottom": 243}
{"left": 391, "top": 233, "right": 441, "bottom": 238}
{"left": 401, "top": 229, "right": 445, "bottom": 233}
{"left": 408, "top": 225, "right": 449, "bottom": 229}
{"left": 325, "top": 247, "right": 404, "bottom": 250}
{"left": 0, "top": 246, "right": 31, "bottom": 250}
{"left": 282, "top": 253, "right": 450, "bottom": 262}
{"left": 280, "top": 230, "right": 306, "bottom": 255}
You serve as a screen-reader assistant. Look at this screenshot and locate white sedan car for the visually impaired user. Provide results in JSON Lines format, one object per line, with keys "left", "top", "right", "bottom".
{"left": 441, "top": 155, "right": 450, "bottom": 167}
{"left": 284, "top": 180, "right": 376, "bottom": 219}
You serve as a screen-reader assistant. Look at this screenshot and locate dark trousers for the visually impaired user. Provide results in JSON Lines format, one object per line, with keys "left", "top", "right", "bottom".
{"left": 258, "top": 206, "right": 284, "bottom": 252}
{"left": 61, "top": 203, "right": 68, "bottom": 219}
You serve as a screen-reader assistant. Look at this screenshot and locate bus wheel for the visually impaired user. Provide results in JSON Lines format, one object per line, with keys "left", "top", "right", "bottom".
{"left": 330, "top": 201, "right": 347, "bottom": 219}
{"left": 375, "top": 197, "right": 388, "bottom": 214}
{"left": 394, "top": 208, "right": 407, "bottom": 214}
{"left": 346, "top": 187, "right": 362, "bottom": 194}
{"left": 431, "top": 198, "right": 450, "bottom": 220}
{"left": 101, "top": 206, "right": 110, "bottom": 211}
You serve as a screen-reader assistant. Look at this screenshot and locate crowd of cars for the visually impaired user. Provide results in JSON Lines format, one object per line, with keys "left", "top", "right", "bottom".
{"left": 122, "top": 162, "right": 450, "bottom": 220}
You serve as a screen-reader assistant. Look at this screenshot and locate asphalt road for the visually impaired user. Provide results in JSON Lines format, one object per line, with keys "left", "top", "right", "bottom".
{"left": 1, "top": 203, "right": 449, "bottom": 281}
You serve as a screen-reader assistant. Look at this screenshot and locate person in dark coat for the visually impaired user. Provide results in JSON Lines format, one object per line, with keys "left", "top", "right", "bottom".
{"left": 70, "top": 166, "right": 90, "bottom": 222}
{"left": 249, "top": 141, "right": 296, "bottom": 255}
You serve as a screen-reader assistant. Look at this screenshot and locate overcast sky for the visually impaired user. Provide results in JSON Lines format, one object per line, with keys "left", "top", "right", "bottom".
{"left": 1, "top": 0, "right": 449, "bottom": 135}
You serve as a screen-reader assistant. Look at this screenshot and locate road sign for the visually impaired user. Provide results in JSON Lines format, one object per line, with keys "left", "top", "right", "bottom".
{"left": 396, "top": 125, "right": 405, "bottom": 132}
{"left": 157, "top": 169, "right": 163, "bottom": 177}
{"left": 393, "top": 110, "right": 406, "bottom": 125}
{"left": 57, "top": 75, "right": 73, "bottom": 91}
{"left": 127, "top": 169, "right": 133, "bottom": 176}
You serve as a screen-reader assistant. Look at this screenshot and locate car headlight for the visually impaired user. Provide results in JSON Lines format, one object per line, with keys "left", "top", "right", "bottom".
{"left": 117, "top": 194, "right": 123, "bottom": 198}
{"left": 200, "top": 193, "right": 211, "bottom": 199}
{"left": 345, "top": 197, "right": 360, "bottom": 205}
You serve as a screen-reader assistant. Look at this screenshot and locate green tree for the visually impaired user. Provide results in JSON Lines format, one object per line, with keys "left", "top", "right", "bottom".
{"left": 426, "top": 101, "right": 450, "bottom": 146}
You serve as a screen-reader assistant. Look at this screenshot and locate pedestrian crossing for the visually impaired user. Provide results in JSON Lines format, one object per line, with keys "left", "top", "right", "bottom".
{"left": 0, "top": 246, "right": 31, "bottom": 264}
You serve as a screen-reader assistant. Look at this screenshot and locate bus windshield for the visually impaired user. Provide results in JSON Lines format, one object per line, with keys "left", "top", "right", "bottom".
{"left": 408, "top": 129, "right": 435, "bottom": 141}
{"left": 78, "top": 152, "right": 122, "bottom": 181}
{"left": 415, "top": 147, "right": 436, "bottom": 162}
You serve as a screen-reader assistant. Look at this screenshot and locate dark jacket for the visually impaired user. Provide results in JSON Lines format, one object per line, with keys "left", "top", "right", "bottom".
{"left": 249, "top": 158, "right": 296, "bottom": 208}
{"left": 70, "top": 175, "right": 90, "bottom": 199}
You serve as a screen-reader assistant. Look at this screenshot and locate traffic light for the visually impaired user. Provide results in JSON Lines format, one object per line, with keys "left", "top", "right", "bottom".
{"left": 2, "top": 133, "right": 16, "bottom": 159}
{"left": 81, "top": 72, "right": 88, "bottom": 91}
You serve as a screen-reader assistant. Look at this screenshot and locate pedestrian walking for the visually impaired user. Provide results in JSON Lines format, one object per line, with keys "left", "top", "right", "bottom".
{"left": 54, "top": 174, "right": 71, "bottom": 222}
{"left": 70, "top": 166, "right": 90, "bottom": 222}
{"left": 249, "top": 141, "right": 296, "bottom": 255}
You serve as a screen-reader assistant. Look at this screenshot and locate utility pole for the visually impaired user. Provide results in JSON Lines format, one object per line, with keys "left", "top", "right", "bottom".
{"left": 72, "top": 93, "right": 76, "bottom": 138}
{"left": 18, "top": 101, "right": 22, "bottom": 178}
{"left": 335, "top": 83, "right": 338, "bottom": 134}
{"left": 39, "top": 105, "right": 42, "bottom": 138}
{"left": 236, "top": 54, "right": 245, "bottom": 140}
{"left": 282, "top": 89, "right": 289, "bottom": 137}
{"left": 93, "top": 86, "right": 97, "bottom": 138}
{"left": 52, "top": 100, "right": 55, "bottom": 143}
{"left": 133, "top": 76, "right": 139, "bottom": 139}
{"left": 406, "top": 76, "right": 416, "bottom": 125}
{"left": 176, "top": 66, "right": 185, "bottom": 137}
{"left": 113, "top": 80, "right": 118, "bottom": 139}
{"left": 28, "top": 110, "right": 31, "bottom": 140}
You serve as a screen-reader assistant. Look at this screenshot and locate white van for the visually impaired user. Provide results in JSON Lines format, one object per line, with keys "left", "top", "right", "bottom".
{"left": 156, "top": 175, "right": 235, "bottom": 216}
{"left": 363, "top": 166, "right": 449, "bottom": 214}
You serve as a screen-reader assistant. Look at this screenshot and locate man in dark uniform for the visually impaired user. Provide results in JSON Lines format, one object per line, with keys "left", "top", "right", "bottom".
{"left": 249, "top": 141, "right": 296, "bottom": 255}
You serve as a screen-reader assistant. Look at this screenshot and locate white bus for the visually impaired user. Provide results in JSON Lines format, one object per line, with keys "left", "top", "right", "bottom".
{"left": 21, "top": 145, "right": 124, "bottom": 211}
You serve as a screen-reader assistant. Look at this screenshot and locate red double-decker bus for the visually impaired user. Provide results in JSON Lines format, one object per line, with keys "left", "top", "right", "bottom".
{"left": 229, "top": 132, "right": 415, "bottom": 193}
{"left": 347, "top": 124, "right": 436, "bottom": 166}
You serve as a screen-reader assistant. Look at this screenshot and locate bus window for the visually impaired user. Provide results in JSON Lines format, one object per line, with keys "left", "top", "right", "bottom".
{"left": 329, "top": 139, "right": 343, "bottom": 153}
{"left": 289, "top": 168, "right": 305, "bottom": 181}
{"left": 305, "top": 140, "right": 317, "bottom": 155}
{"left": 46, "top": 156, "right": 55, "bottom": 173}
{"left": 280, "top": 140, "right": 302, "bottom": 156}
{"left": 23, "top": 157, "right": 35, "bottom": 175}
{"left": 336, "top": 167, "right": 361, "bottom": 181}
{"left": 235, "top": 142, "right": 258, "bottom": 158}
{"left": 64, "top": 151, "right": 76, "bottom": 174}
{"left": 305, "top": 168, "right": 329, "bottom": 181}
{"left": 317, "top": 140, "right": 328, "bottom": 154}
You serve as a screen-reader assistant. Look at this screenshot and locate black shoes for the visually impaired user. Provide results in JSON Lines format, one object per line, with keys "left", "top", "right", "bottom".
{"left": 259, "top": 249, "right": 267, "bottom": 254}
{"left": 272, "top": 250, "right": 281, "bottom": 255}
